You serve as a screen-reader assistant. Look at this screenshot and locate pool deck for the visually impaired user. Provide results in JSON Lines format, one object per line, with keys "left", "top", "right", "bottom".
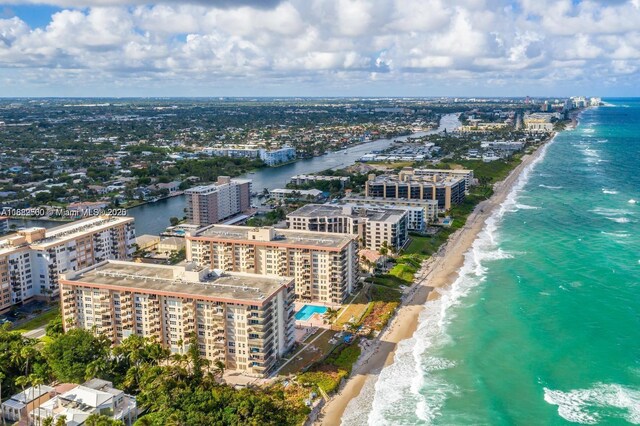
{"left": 294, "top": 302, "right": 329, "bottom": 328}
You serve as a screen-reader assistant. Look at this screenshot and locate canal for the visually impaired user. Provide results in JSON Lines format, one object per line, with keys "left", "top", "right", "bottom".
{"left": 10, "top": 114, "right": 460, "bottom": 236}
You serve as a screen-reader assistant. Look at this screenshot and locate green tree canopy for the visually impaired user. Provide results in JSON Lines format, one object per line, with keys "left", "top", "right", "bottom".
{"left": 42, "top": 329, "right": 110, "bottom": 383}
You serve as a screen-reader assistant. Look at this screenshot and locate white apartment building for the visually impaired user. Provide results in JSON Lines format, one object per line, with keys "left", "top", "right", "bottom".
{"left": 286, "top": 204, "right": 409, "bottom": 251}
{"left": 259, "top": 146, "right": 296, "bottom": 166}
{"left": 186, "top": 226, "right": 358, "bottom": 305}
{"left": 289, "top": 175, "right": 350, "bottom": 187}
{"left": 0, "top": 216, "right": 135, "bottom": 313}
{"left": 60, "top": 261, "right": 295, "bottom": 377}
{"left": 185, "top": 176, "right": 252, "bottom": 226}
{"left": 269, "top": 188, "right": 324, "bottom": 202}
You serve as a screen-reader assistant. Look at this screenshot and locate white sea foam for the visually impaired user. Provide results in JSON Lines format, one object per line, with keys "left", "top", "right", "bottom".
{"left": 515, "top": 203, "right": 540, "bottom": 210}
{"left": 544, "top": 384, "right": 640, "bottom": 424}
{"left": 601, "top": 231, "right": 630, "bottom": 238}
{"left": 630, "top": 199, "right": 637, "bottom": 204}
{"left": 347, "top": 135, "right": 557, "bottom": 426}
{"left": 539, "top": 184, "right": 563, "bottom": 189}
{"left": 601, "top": 189, "right": 618, "bottom": 195}
{"left": 607, "top": 217, "right": 631, "bottom": 224}
{"left": 591, "top": 207, "right": 633, "bottom": 217}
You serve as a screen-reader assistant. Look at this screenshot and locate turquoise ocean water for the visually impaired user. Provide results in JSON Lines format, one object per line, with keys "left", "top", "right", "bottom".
{"left": 343, "top": 100, "right": 640, "bottom": 425}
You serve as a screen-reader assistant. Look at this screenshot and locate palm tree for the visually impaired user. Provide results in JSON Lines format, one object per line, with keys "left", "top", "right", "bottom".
{"left": 213, "top": 360, "right": 225, "bottom": 378}
{"left": 28, "top": 374, "right": 45, "bottom": 426}
{"left": 15, "top": 375, "right": 29, "bottom": 393}
{"left": 21, "top": 345, "right": 38, "bottom": 376}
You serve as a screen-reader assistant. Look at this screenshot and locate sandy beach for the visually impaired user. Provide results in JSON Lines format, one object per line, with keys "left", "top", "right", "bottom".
{"left": 316, "top": 140, "right": 552, "bottom": 426}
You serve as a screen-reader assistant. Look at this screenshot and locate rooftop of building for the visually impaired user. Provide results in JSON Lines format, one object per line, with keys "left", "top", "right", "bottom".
{"left": 410, "top": 167, "right": 473, "bottom": 175}
{"left": 342, "top": 195, "right": 440, "bottom": 206}
{"left": 185, "top": 177, "right": 252, "bottom": 194}
{"left": 0, "top": 215, "right": 133, "bottom": 254}
{"left": 190, "top": 225, "right": 355, "bottom": 249}
{"left": 270, "top": 188, "right": 323, "bottom": 195}
{"left": 4, "top": 385, "right": 55, "bottom": 406}
{"left": 367, "top": 173, "right": 464, "bottom": 187}
{"left": 290, "top": 174, "right": 350, "bottom": 180}
{"left": 287, "top": 203, "right": 407, "bottom": 223}
{"left": 32, "top": 379, "right": 135, "bottom": 426}
{"left": 62, "top": 260, "right": 291, "bottom": 303}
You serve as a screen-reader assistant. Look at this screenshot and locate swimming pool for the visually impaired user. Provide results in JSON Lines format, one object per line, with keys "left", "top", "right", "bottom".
{"left": 295, "top": 305, "right": 327, "bottom": 321}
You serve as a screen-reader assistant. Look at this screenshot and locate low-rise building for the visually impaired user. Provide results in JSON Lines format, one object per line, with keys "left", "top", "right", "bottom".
{"left": 135, "top": 234, "right": 160, "bottom": 251}
{"left": 186, "top": 226, "right": 358, "bottom": 305}
{"left": 1, "top": 385, "right": 55, "bottom": 423}
{"left": 60, "top": 261, "right": 295, "bottom": 377}
{"left": 66, "top": 201, "right": 109, "bottom": 216}
{"left": 287, "top": 204, "right": 409, "bottom": 251}
{"left": 269, "top": 188, "right": 324, "bottom": 202}
{"left": 157, "top": 236, "right": 185, "bottom": 253}
{"left": 289, "top": 175, "right": 350, "bottom": 188}
{"left": 29, "top": 379, "right": 137, "bottom": 426}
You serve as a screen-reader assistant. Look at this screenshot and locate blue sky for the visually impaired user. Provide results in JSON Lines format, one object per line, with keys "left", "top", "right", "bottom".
{"left": 0, "top": 0, "right": 639, "bottom": 97}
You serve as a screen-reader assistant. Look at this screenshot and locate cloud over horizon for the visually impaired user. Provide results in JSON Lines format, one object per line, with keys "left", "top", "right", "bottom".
{"left": 1, "top": 0, "right": 639, "bottom": 96}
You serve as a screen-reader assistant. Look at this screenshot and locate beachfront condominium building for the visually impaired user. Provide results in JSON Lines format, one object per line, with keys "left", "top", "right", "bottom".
{"left": 185, "top": 176, "right": 252, "bottom": 226}
{"left": 342, "top": 195, "right": 440, "bottom": 225}
{"left": 286, "top": 204, "right": 409, "bottom": 251}
{"left": 60, "top": 261, "right": 295, "bottom": 377}
{"left": 186, "top": 226, "right": 358, "bottom": 305}
{"left": 0, "top": 216, "right": 135, "bottom": 314}
{"left": 365, "top": 171, "right": 466, "bottom": 211}
{"left": 405, "top": 168, "right": 474, "bottom": 193}
{"left": 524, "top": 113, "right": 555, "bottom": 133}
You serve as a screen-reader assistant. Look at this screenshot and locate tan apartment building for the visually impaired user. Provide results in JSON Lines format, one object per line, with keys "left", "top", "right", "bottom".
{"left": 60, "top": 260, "right": 295, "bottom": 377}
{"left": 286, "top": 204, "right": 409, "bottom": 251}
{"left": 0, "top": 216, "right": 135, "bottom": 313}
{"left": 186, "top": 226, "right": 358, "bottom": 305}
{"left": 185, "top": 176, "right": 252, "bottom": 226}
{"left": 365, "top": 170, "right": 466, "bottom": 211}
{"left": 406, "top": 168, "right": 474, "bottom": 193}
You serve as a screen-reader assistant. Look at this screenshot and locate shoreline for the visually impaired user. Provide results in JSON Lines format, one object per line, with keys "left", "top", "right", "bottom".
{"left": 316, "top": 134, "right": 556, "bottom": 425}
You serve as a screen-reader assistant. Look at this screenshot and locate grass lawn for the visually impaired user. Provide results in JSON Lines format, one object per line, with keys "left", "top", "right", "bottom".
{"left": 335, "top": 290, "right": 370, "bottom": 327}
{"left": 279, "top": 330, "right": 339, "bottom": 376}
{"left": 11, "top": 307, "right": 59, "bottom": 333}
{"left": 371, "top": 274, "right": 407, "bottom": 289}
{"left": 405, "top": 230, "right": 455, "bottom": 257}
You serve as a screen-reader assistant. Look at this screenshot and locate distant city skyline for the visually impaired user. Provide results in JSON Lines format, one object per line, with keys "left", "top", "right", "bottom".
{"left": 1, "top": 0, "right": 639, "bottom": 97}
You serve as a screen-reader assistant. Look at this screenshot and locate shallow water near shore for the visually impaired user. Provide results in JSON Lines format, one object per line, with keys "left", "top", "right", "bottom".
{"left": 342, "top": 100, "right": 640, "bottom": 425}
